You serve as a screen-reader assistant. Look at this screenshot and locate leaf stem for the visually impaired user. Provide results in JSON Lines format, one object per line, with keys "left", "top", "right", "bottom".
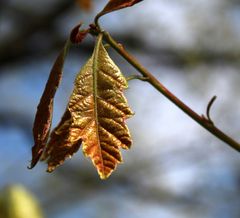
{"left": 100, "top": 31, "right": 240, "bottom": 152}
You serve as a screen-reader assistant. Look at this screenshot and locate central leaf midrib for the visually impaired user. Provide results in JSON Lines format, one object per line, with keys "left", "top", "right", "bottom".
{"left": 92, "top": 34, "right": 105, "bottom": 173}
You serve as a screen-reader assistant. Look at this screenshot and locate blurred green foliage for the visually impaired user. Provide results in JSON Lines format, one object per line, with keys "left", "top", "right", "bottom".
{"left": 0, "top": 185, "right": 44, "bottom": 218}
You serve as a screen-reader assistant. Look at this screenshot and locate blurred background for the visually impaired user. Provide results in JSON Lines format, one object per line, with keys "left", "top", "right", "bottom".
{"left": 1, "top": 0, "right": 240, "bottom": 217}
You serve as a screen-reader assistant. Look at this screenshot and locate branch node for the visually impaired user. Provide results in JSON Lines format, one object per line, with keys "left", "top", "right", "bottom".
{"left": 127, "top": 75, "right": 149, "bottom": 82}
{"left": 206, "top": 95, "right": 217, "bottom": 125}
{"left": 104, "top": 43, "right": 111, "bottom": 49}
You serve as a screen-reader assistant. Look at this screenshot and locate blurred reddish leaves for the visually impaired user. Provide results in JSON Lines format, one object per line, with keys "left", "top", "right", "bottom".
{"left": 76, "top": 0, "right": 92, "bottom": 11}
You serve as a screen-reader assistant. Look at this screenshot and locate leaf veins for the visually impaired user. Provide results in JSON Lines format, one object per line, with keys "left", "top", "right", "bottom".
{"left": 29, "top": 23, "right": 88, "bottom": 170}
{"left": 44, "top": 34, "right": 133, "bottom": 179}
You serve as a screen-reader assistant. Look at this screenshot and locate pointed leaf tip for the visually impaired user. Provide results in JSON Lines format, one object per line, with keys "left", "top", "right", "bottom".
{"left": 98, "top": 0, "right": 143, "bottom": 17}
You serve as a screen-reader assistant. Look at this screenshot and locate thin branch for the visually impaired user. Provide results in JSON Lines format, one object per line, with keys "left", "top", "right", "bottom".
{"left": 89, "top": 29, "right": 240, "bottom": 152}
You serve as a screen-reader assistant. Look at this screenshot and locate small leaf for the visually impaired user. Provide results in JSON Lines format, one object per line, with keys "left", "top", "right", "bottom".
{"left": 45, "top": 34, "right": 133, "bottom": 179}
{"left": 29, "top": 40, "right": 70, "bottom": 169}
{"left": 70, "top": 23, "right": 89, "bottom": 44}
{"left": 98, "top": 0, "right": 143, "bottom": 17}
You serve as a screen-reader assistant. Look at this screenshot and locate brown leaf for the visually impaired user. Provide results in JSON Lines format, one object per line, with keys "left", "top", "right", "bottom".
{"left": 44, "top": 34, "right": 133, "bottom": 179}
{"left": 70, "top": 23, "right": 89, "bottom": 44}
{"left": 41, "top": 109, "right": 82, "bottom": 172}
{"left": 29, "top": 40, "right": 70, "bottom": 169}
{"left": 98, "top": 0, "right": 143, "bottom": 17}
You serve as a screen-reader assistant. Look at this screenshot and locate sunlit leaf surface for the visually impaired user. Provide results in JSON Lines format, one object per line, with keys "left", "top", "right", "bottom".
{"left": 44, "top": 34, "right": 133, "bottom": 179}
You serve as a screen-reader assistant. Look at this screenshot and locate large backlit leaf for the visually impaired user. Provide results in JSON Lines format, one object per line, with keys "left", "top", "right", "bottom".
{"left": 98, "top": 0, "right": 143, "bottom": 17}
{"left": 44, "top": 34, "right": 133, "bottom": 179}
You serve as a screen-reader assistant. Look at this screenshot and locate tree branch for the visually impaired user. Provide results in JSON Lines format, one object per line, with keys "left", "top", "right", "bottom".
{"left": 89, "top": 28, "right": 240, "bottom": 152}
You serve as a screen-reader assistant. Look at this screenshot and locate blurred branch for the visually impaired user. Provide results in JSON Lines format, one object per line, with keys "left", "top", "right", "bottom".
{"left": 2, "top": 33, "right": 240, "bottom": 69}
{"left": 118, "top": 35, "right": 240, "bottom": 66}
{"left": 0, "top": 0, "right": 74, "bottom": 64}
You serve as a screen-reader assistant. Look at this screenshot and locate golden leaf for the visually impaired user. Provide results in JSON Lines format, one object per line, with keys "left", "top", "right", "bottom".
{"left": 44, "top": 34, "right": 133, "bottom": 179}
{"left": 69, "top": 34, "right": 133, "bottom": 179}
